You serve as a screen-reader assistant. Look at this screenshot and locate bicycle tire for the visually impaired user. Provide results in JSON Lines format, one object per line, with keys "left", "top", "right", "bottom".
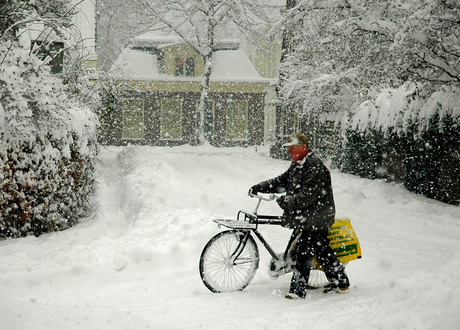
{"left": 200, "top": 230, "right": 259, "bottom": 293}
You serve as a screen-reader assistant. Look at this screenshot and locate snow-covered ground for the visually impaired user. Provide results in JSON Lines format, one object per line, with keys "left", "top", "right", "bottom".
{"left": 1, "top": 145, "right": 459, "bottom": 330}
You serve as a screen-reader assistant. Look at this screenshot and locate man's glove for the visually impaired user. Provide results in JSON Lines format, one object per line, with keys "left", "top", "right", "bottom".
{"left": 277, "top": 195, "right": 294, "bottom": 209}
{"left": 248, "top": 184, "right": 261, "bottom": 196}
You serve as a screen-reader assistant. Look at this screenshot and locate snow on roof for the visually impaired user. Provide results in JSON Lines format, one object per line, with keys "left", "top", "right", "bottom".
{"left": 132, "top": 31, "right": 184, "bottom": 49}
{"left": 211, "top": 49, "right": 267, "bottom": 83}
{"left": 111, "top": 47, "right": 270, "bottom": 83}
{"left": 111, "top": 48, "right": 166, "bottom": 80}
{"left": 132, "top": 31, "right": 240, "bottom": 50}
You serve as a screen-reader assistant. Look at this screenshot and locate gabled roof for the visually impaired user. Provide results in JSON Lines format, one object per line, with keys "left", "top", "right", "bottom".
{"left": 131, "top": 31, "right": 184, "bottom": 49}
{"left": 111, "top": 31, "right": 270, "bottom": 84}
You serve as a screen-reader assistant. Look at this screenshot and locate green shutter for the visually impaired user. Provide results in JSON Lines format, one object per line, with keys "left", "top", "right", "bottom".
{"left": 122, "top": 98, "right": 145, "bottom": 139}
{"left": 161, "top": 99, "right": 182, "bottom": 139}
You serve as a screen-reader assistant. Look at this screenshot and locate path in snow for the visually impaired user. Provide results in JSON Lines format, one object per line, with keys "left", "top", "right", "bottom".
{"left": 1, "top": 145, "right": 459, "bottom": 330}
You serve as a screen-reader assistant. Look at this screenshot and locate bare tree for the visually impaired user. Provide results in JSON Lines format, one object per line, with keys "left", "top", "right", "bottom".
{"left": 129, "top": 0, "right": 271, "bottom": 144}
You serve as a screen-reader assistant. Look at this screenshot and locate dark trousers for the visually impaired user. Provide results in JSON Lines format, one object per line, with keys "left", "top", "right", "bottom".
{"left": 288, "top": 229, "right": 349, "bottom": 294}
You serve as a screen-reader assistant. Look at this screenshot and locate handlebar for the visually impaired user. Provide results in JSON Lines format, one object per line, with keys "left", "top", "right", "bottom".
{"left": 248, "top": 193, "right": 281, "bottom": 214}
{"left": 248, "top": 193, "right": 278, "bottom": 201}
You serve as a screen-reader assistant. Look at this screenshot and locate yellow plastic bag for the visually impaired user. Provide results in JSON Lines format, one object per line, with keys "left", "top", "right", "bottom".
{"left": 312, "top": 218, "right": 362, "bottom": 268}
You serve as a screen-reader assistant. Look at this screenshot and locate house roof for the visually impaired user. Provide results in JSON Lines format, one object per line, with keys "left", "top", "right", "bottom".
{"left": 131, "top": 31, "right": 183, "bottom": 49}
{"left": 111, "top": 36, "right": 270, "bottom": 84}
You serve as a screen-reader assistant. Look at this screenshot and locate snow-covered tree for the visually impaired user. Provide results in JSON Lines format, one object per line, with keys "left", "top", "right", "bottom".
{"left": 1, "top": 0, "right": 74, "bottom": 43}
{"left": 277, "top": 0, "right": 460, "bottom": 115}
{"left": 128, "top": 0, "right": 271, "bottom": 144}
{"left": 273, "top": 0, "right": 459, "bottom": 204}
{"left": 96, "top": 0, "right": 139, "bottom": 72}
{"left": 347, "top": 0, "right": 460, "bottom": 85}
{"left": 277, "top": 1, "right": 402, "bottom": 130}
{"left": 276, "top": 0, "right": 459, "bottom": 151}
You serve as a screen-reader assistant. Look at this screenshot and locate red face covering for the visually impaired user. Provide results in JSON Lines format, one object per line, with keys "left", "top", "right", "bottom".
{"left": 288, "top": 144, "right": 309, "bottom": 163}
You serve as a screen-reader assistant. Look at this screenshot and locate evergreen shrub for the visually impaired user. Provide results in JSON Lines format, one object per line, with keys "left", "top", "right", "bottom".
{"left": 0, "top": 45, "right": 98, "bottom": 238}
{"left": 333, "top": 83, "right": 460, "bottom": 205}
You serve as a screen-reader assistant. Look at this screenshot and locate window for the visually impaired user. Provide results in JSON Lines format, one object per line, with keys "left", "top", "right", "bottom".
{"left": 161, "top": 99, "right": 182, "bottom": 139}
{"left": 175, "top": 57, "right": 184, "bottom": 76}
{"left": 175, "top": 57, "right": 195, "bottom": 76}
{"left": 226, "top": 100, "right": 248, "bottom": 140}
{"left": 122, "top": 98, "right": 145, "bottom": 139}
{"left": 32, "top": 41, "right": 64, "bottom": 74}
{"left": 157, "top": 52, "right": 165, "bottom": 73}
{"left": 185, "top": 57, "right": 195, "bottom": 76}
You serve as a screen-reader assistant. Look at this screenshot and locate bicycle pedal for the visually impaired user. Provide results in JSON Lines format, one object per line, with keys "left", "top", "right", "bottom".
{"left": 268, "top": 269, "right": 281, "bottom": 279}
{"left": 305, "top": 285, "right": 319, "bottom": 290}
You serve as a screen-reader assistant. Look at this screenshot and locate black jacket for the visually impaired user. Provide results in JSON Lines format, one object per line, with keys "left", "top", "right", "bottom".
{"left": 258, "top": 152, "right": 335, "bottom": 230}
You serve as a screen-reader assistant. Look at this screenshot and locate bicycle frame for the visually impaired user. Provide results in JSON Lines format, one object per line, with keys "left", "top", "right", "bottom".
{"left": 201, "top": 194, "right": 361, "bottom": 293}
{"left": 214, "top": 194, "right": 283, "bottom": 262}
{"left": 213, "top": 194, "right": 362, "bottom": 269}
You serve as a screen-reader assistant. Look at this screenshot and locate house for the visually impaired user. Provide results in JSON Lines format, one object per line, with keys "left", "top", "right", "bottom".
{"left": 99, "top": 31, "right": 271, "bottom": 147}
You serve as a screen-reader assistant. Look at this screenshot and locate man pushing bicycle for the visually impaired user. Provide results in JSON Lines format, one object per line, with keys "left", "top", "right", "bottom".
{"left": 249, "top": 134, "right": 350, "bottom": 299}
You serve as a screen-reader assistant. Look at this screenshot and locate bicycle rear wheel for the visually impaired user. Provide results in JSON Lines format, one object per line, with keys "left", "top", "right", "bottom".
{"left": 200, "top": 230, "right": 259, "bottom": 293}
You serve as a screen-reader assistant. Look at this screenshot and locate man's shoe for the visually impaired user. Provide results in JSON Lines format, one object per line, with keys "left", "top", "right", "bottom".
{"left": 285, "top": 292, "right": 302, "bottom": 300}
{"left": 323, "top": 282, "right": 349, "bottom": 294}
{"left": 285, "top": 288, "right": 307, "bottom": 300}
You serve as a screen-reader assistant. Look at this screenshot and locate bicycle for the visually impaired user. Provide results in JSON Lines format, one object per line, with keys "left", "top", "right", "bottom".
{"left": 199, "top": 194, "right": 362, "bottom": 293}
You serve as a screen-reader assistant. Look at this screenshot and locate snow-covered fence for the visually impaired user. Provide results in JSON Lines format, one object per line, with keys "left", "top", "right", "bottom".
{"left": 0, "top": 45, "right": 98, "bottom": 238}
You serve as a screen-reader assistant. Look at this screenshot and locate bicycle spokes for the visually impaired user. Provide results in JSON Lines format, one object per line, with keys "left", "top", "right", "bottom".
{"left": 199, "top": 230, "right": 259, "bottom": 293}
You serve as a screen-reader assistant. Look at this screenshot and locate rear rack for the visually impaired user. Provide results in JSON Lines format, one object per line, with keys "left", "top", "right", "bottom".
{"left": 213, "top": 219, "right": 257, "bottom": 229}
{"left": 213, "top": 213, "right": 282, "bottom": 230}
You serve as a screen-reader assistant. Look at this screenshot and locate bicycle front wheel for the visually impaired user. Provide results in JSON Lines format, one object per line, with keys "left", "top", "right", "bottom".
{"left": 200, "top": 230, "right": 259, "bottom": 293}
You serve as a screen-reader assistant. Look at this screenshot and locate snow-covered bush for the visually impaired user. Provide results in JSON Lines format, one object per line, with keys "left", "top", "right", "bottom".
{"left": 334, "top": 127, "right": 384, "bottom": 180}
{"left": 0, "top": 44, "right": 98, "bottom": 238}
{"left": 334, "top": 82, "right": 460, "bottom": 205}
{"left": 349, "top": 83, "right": 460, "bottom": 136}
